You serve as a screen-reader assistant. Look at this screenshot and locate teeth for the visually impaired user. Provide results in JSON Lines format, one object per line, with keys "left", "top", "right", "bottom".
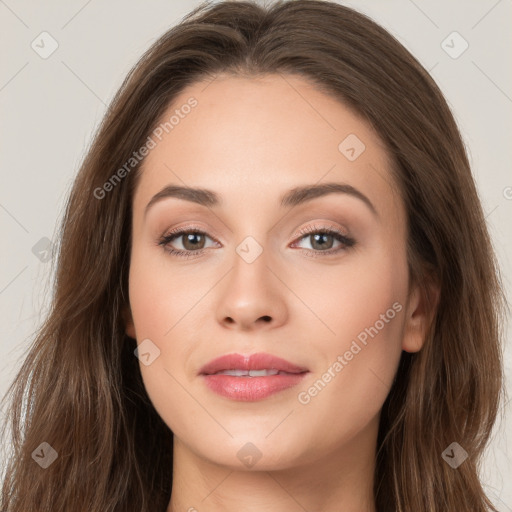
{"left": 214, "top": 369, "right": 281, "bottom": 377}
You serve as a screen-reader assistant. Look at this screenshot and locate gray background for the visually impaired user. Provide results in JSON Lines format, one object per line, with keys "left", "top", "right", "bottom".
{"left": 1, "top": 0, "right": 511, "bottom": 508}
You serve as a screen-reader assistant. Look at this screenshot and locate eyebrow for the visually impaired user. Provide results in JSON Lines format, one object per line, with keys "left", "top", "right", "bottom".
{"left": 144, "top": 182, "right": 378, "bottom": 219}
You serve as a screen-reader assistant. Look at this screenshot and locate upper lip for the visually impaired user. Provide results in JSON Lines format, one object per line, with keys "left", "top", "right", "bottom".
{"left": 199, "top": 352, "right": 309, "bottom": 375}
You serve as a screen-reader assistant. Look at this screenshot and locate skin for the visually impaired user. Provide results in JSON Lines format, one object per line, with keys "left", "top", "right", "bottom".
{"left": 124, "top": 73, "right": 437, "bottom": 512}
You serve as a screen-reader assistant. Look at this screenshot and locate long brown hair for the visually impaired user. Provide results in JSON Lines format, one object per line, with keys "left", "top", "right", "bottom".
{"left": 1, "top": 1, "right": 507, "bottom": 510}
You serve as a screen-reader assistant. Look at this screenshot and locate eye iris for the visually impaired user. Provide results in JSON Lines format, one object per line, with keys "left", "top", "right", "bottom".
{"left": 183, "top": 233, "right": 205, "bottom": 250}
{"left": 310, "top": 233, "right": 334, "bottom": 250}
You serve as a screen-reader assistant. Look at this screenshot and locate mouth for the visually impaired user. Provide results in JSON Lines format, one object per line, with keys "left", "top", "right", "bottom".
{"left": 199, "top": 352, "right": 309, "bottom": 401}
{"left": 209, "top": 369, "right": 300, "bottom": 377}
{"left": 199, "top": 352, "right": 308, "bottom": 375}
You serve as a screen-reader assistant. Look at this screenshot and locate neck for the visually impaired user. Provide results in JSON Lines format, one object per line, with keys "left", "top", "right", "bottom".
{"left": 167, "top": 415, "right": 379, "bottom": 512}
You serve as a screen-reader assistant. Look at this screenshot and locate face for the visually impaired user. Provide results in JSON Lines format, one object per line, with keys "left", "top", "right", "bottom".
{"left": 125, "top": 73, "right": 428, "bottom": 471}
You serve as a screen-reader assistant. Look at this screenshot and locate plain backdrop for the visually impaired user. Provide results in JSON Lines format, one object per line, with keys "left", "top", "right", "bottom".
{"left": 1, "top": 0, "right": 511, "bottom": 508}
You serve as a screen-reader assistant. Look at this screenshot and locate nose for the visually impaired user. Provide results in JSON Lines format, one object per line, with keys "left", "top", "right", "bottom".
{"left": 215, "top": 250, "right": 288, "bottom": 332}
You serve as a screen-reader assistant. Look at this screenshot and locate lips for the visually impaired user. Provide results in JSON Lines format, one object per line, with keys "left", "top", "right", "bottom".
{"left": 199, "top": 353, "right": 309, "bottom": 401}
{"left": 199, "top": 352, "right": 308, "bottom": 376}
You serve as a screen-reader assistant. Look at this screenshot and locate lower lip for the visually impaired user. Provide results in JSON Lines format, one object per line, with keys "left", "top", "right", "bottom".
{"left": 201, "top": 373, "right": 308, "bottom": 401}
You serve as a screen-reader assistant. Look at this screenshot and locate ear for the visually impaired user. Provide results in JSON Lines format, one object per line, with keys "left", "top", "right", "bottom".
{"left": 122, "top": 305, "right": 136, "bottom": 339}
{"left": 402, "top": 276, "right": 440, "bottom": 353}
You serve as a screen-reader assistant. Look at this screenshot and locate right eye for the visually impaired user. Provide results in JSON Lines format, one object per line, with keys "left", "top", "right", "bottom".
{"left": 158, "top": 228, "right": 218, "bottom": 257}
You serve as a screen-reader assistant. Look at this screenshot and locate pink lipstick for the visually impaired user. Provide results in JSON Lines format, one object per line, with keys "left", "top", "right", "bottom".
{"left": 199, "top": 352, "right": 309, "bottom": 401}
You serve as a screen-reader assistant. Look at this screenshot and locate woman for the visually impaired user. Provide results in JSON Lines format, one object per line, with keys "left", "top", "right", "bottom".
{"left": 1, "top": 1, "right": 507, "bottom": 510}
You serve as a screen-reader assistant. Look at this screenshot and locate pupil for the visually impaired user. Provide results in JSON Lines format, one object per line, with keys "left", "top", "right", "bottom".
{"left": 184, "top": 233, "right": 204, "bottom": 250}
{"left": 311, "top": 233, "right": 332, "bottom": 250}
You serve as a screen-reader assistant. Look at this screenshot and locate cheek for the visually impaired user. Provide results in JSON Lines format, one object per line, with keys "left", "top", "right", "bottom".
{"left": 294, "top": 236, "right": 407, "bottom": 349}
{"left": 128, "top": 249, "right": 208, "bottom": 436}
{"left": 331, "top": 246, "right": 406, "bottom": 378}
{"left": 127, "top": 244, "right": 196, "bottom": 338}
{"left": 295, "top": 248, "right": 406, "bottom": 417}
{"left": 292, "top": 305, "right": 404, "bottom": 460}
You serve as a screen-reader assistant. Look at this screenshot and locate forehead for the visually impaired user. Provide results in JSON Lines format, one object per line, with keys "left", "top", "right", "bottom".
{"left": 133, "top": 73, "right": 401, "bottom": 225}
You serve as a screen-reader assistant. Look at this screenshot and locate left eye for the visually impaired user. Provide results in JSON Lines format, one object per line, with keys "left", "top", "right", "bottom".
{"left": 291, "top": 226, "right": 355, "bottom": 254}
{"left": 294, "top": 231, "right": 343, "bottom": 251}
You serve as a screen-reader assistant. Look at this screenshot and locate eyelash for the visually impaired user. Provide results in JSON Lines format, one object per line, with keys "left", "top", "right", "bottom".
{"left": 157, "top": 224, "right": 356, "bottom": 259}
